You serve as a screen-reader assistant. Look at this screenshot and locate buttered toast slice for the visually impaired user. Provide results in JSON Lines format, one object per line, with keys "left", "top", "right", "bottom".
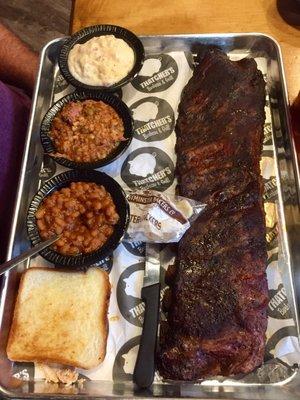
{"left": 7, "top": 267, "right": 110, "bottom": 369}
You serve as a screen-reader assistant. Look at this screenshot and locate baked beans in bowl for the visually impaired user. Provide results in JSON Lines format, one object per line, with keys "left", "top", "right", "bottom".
{"left": 40, "top": 91, "right": 133, "bottom": 170}
{"left": 27, "top": 170, "right": 129, "bottom": 269}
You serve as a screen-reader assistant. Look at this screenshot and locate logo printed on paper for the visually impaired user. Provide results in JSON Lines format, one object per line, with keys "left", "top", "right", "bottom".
{"left": 263, "top": 176, "right": 277, "bottom": 203}
{"left": 265, "top": 326, "right": 298, "bottom": 361}
{"left": 130, "top": 97, "right": 175, "bottom": 142}
{"left": 268, "top": 283, "right": 292, "bottom": 319}
{"left": 122, "top": 241, "right": 145, "bottom": 257}
{"left": 112, "top": 335, "right": 141, "bottom": 381}
{"left": 93, "top": 256, "right": 113, "bottom": 273}
{"left": 131, "top": 54, "right": 178, "bottom": 93}
{"left": 266, "top": 223, "right": 278, "bottom": 251}
{"left": 121, "top": 147, "right": 174, "bottom": 191}
{"left": 39, "top": 155, "right": 57, "bottom": 185}
{"left": 54, "top": 71, "right": 69, "bottom": 94}
{"left": 13, "top": 369, "right": 30, "bottom": 381}
{"left": 263, "top": 123, "right": 273, "bottom": 146}
{"left": 117, "top": 262, "right": 145, "bottom": 327}
{"left": 12, "top": 363, "right": 34, "bottom": 381}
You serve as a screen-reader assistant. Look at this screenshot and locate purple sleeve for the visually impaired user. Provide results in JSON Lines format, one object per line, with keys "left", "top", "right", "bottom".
{"left": 0, "top": 81, "right": 31, "bottom": 261}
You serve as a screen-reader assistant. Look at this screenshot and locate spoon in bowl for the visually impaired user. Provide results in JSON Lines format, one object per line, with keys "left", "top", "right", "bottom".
{"left": 0, "top": 235, "right": 60, "bottom": 276}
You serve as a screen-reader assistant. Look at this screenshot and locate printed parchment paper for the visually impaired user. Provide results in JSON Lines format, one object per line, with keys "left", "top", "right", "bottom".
{"left": 12, "top": 51, "right": 300, "bottom": 385}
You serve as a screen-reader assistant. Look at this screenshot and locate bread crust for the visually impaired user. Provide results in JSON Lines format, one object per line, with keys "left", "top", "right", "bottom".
{"left": 6, "top": 267, "right": 111, "bottom": 370}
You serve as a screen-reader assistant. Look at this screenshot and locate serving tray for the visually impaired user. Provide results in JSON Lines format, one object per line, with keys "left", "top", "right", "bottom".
{"left": 0, "top": 33, "right": 300, "bottom": 399}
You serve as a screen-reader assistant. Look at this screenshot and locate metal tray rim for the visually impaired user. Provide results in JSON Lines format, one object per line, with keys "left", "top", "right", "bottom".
{"left": 1, "top": 32, "right": 300, "bottom": 399}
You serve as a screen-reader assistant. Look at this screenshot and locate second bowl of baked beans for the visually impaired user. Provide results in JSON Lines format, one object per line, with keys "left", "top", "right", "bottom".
{"left": 40, "top": 91, "right": 133, "bottom": 170}
{"left": 27, "top": 169, "right": 129, "bottom": 268}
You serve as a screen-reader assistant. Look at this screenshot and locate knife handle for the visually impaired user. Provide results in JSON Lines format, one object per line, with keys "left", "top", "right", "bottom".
{"left": 133, "top": 282, "right": 160, "bottom": 389}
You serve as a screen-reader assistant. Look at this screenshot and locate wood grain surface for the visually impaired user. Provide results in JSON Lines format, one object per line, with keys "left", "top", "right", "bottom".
{"left": 71, "top": 0, "right": 300, "bottom": 103}
{"left": 0, "top": 0, "right": 71, "bottom": 51}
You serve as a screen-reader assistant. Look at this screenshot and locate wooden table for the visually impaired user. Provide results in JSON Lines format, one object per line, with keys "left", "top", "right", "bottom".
{"left": 71, "top": 0, "right": 300, "bottom": 103}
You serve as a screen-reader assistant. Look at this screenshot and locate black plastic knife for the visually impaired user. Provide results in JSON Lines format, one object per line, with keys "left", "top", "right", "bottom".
{"left": 133, "top": 243, "right": 160, "bottom": 389}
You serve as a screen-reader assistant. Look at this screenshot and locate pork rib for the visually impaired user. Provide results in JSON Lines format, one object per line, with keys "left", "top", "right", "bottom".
{"left": 158, "top": 48, "right": 268, "bottom": 380}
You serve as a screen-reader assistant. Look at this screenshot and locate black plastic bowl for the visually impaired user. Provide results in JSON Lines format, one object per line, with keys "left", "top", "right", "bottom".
{"left": 40, "top": 91, "right": 133, "bottom": 170}
{"left": 27, "top": 170, "right": 129, "bottom": 269}
{"left": 58, "top": 24, "right": 145, "bottom": 92}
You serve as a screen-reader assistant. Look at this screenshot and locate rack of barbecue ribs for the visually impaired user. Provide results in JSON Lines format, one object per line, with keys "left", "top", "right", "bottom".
{"left": 158, "top": 48, "right": 268, "bottom": 380}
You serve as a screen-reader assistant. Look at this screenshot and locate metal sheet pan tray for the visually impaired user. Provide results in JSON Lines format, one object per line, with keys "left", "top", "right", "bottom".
{"left": 1, "top": 33, "right": 300, "bottom": 399}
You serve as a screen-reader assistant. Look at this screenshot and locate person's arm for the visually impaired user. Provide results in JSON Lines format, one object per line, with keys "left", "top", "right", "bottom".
{"left": 0, "top": 23, "right": 38, "bottom": 95}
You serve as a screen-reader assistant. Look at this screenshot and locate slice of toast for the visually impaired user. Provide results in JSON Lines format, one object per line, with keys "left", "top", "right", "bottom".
{"left": 7, "top": 267, "right": 110, "bottom": 369}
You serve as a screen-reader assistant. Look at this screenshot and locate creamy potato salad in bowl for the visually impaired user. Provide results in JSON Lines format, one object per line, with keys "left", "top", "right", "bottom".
{"left": 59, "top": 24, "right": 145, "bottom": 92}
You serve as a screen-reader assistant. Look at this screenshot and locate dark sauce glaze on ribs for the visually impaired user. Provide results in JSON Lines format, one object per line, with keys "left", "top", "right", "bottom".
{"left": 158, "top": 48, "right": 268, "bottom": 380}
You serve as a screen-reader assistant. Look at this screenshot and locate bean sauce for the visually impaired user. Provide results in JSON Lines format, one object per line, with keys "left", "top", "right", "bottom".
{"left": 50, "top": 100, "right": 125, "bottom": 163}
{"left": 36, "top": 182, "right": 119, "bottom": 255}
